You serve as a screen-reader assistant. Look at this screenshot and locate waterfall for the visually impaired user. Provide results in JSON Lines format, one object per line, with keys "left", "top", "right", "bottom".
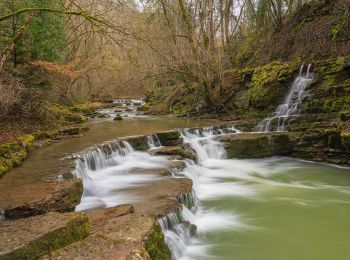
{"left": 256, "top": 64, "right": 313, "bottom": 132}
{"left": 159, "top": 126, "right": 242, "bottom": 259}
{"left": 147, "top": 134, "right": 161, "bottom": 149}
{"left": 73, "top": 139, "right": 169, "bottom": 211}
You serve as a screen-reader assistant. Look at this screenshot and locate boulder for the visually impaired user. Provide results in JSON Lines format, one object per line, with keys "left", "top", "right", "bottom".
{"left": 151, "top": 146, "right": 197, "bottom": 161}
{"left": 113, "top": 114, "right": 123, "bottom": 121}
{"left": 0, "top": 212, "right": 91, "bottom": 259}
{"left": 1, "top": 179, "right": 83, "bottom": 220}
{"left": 156, "top": 131, "right": 182, "bottom": 146}
{"left": 125, "top": 135, "right": 149, "bottom": 151}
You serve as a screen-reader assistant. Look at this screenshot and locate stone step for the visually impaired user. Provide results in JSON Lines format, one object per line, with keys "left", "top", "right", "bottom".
{"left": 0, "top": 179, "right": 83, "bottom": 220}
{"left": 0, "top": 212, "right": 91, "bottom": 259}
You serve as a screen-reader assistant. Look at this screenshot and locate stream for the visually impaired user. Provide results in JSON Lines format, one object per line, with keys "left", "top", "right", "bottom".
{"left": 1, "top": 100, "right": 350, "bottom": 260}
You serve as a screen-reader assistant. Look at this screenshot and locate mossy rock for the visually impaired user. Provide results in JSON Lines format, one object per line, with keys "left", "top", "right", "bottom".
{"left": 341, "top": 131, "right": 350, "bottom": 150}
{"left": 270, "top": 133, "right": 292, "bottom": 155}
{"left": 113, "top": 114, "right": 123, "bottom": 121}
{"left": 125, "top": 135, "right": 148, "bottom": 151}
{"left": 156, "top": 131, "right": 182, "bottom": 146}
{"left": 248, "top": 62, "right": 293, "bottom": 109}
{"left": 145, "top": 223, "right": 171, "bottom": 260}
{"left": 222, "top": 134, "right": 270, "bottom": 159}
{"left": 0, "top": 212, "right": 91, "bottom": 260}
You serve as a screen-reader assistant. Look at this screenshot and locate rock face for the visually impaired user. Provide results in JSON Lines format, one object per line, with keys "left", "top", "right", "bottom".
{"left": 221, "top": 133, "right": 292, "bottom": 159}
{"left": 156, "top": 131, "right": 183, "bottom": 146}
{"left": 0, "top": 212, "right": 91, "bottom": 260}
{"left": 221, "top": 130, "right": 350, "bottom": 165}
{"left": 1, "top": 179, "right": 83, "bottom": 220}
{"left": 42, "top": 205, "right": 170, "bottom": 260}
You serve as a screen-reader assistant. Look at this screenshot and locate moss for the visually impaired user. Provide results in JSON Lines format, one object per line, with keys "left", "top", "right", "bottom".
{"left": 71, "top": 102, "right": 103, "bottom": 114}
{"left": 248, "top": 62, "right": 293, "bottom": 109}
{"left": 34, "top": 130, "right": 59, "bottom": 141}
{"left": 341, "top": 131, "right": 350, "bottom": 150}
{"left": 11, "top": 150, "right": 28, "bottom": 167}
{"left": 270, "top": 133, "right": 292, "bottom": 155}
{"left": 145, "top": 223, "right": 171, "bottom": 260}
{"left": 3, "top": 213, "right": 92, "bottom": 260}
{"left": 17, "top": 135, "right": 35, "bottom": 149}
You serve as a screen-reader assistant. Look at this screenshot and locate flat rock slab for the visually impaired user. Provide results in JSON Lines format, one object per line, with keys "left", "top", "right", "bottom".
{"left": 43, "top": 205, "right": 170, "bottom": 260}
{"left": 0, "top": 212, "right": 91, "bottom": 260}
{"left": 0, "top": 179, "right": 83, "bottom": 220}
{"left": 151, "top": 146, "right": 197, "bottom": 161}
{"left": 126, "top": 177, "right": 193, "bottom": 217}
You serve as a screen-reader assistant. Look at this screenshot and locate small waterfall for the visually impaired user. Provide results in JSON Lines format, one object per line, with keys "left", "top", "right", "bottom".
{"left": 147, "top": 134, "right": 161, "bottom": 149}
{"left": 159, "top": 126, "right": 240, "bottom": 259}
{"left": 158, "top": 191, "right": 200, "bottom": 260}
{"left": 73, "top": 140, "right": 134, "bottom": 177}
{"left": 257, "top": 64, "right": 313, "bottom": 132}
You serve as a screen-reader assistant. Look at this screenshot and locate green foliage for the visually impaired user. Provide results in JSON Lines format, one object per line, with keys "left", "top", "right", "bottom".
{"left": 0, "top": 0, "right": 67, "bottom": 65}
{"left": 248, "top": 62, "right": 293, "bottom": 109}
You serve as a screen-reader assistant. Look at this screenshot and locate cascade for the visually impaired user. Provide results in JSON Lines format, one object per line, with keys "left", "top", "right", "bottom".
{"left": 147, "top": 134, "right": 161, "bottom": 149}
{"left": 256, "top": 64, "right": 313, "bottom": 132}
{"left": 73, "top": 139, "right": 169, "bottom": 211}
{"left": 159, "top": 126, "right": 241, "bottom": 259}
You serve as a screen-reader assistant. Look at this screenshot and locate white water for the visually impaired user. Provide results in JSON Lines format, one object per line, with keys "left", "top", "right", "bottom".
{"left": 257, "top": 65, "right": 313, "bottom": 132}
{"left": 74, "top": 139, "right": 170, "bottom": 211}
{"left": 159, "top": 126, "right": 350, "bottom": 260}
{"left": 96, "top": 98, "right": 145, "bottom": 120}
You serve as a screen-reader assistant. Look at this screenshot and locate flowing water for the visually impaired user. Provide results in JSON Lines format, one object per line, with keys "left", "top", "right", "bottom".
{"left": 1, "top": 99, "right": 350, "bottom": 259}
{"left": 257, "top": 65, "right": 313, "bottom": 132}
{"left": 160, "top": 128, "right": 350, "bottom": 260}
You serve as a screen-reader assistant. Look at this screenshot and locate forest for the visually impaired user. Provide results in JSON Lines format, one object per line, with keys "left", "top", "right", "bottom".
{"left": 1, "top": 0, "right": 350, "bottom": 259}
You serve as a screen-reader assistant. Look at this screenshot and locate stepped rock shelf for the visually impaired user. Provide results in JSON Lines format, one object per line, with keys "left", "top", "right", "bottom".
{"left": 1, "top": 123, "right": 349, "bottom": 259}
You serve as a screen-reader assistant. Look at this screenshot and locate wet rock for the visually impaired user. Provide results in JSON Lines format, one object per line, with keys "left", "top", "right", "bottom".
{"left": 113, "top": 114, "right": 123, "bottom": 121}
{"left": 1, "top": 179, "right": 83, "bottom": 220}
{"left": 270, "top": 133, "right": 292, "bottom": 155}
{"left": 221, "top": 133, "right": 270, "bottom": 159}
{"left": 151, "top": 146, "right": 197, "bottom": 161}
{"left": 44, "top": 205, "right": 170, "bottom": 260}
{"left": 0, "top": 212, "right": 91, "bottom": 259}
{"left": 125, "top": 135, "right": 148, "bottom": 151}
{"left": 156, "top": 131, "right": 182, "bottom": 146}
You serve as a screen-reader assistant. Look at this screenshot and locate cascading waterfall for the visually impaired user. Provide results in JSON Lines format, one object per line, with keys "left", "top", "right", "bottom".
{"left": 74, "top": 139, "right": 169, "bottom": 211}
{"left": 256, "top": 64, "right": 313, "bottom": 132}
{"left": 159, "top": 126, "right": 243, "bottom": 260}
{"left": 147, "top": 134, "right": 161, "bottom": 149}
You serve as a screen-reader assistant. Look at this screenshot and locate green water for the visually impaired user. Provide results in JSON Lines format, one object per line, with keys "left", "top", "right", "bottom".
{"left": 198, "top": 159, "right": 350, "bottom": 260}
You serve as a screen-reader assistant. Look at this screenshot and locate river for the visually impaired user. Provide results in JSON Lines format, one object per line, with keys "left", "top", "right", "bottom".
{"left": 1, "top": 101, "right": 349, "bottom": 260}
